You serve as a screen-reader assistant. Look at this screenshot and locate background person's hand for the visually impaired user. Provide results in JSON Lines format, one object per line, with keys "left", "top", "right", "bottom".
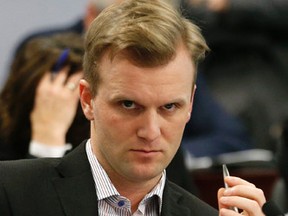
{"left": 187, "top": 0, "right": 229, "bottom": 12}
{"left": 206, "top": 0, "right": 229, "bottom": 12}
{"left": 30, "top": 67, "right": 83, "bottom": 146}
{"left": 218, "top": 176, "right": 266, "bottom": 216}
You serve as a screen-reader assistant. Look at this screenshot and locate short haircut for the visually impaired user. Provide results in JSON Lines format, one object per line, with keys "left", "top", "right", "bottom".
{"left": 83, "top": 0, "right": 209, "bottom": 96}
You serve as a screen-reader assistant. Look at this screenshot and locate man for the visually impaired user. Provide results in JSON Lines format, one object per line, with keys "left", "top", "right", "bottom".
{"left": 2, "top": 0, "right": 252, "bottom": 196}
{"left": 1, "top": 0, "right": 195, "bottom": 194}
{"left": 0, "top": 1, "right": 266, "bottom": 215}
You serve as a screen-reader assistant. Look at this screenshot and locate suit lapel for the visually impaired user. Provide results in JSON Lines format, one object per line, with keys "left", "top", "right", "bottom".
{"left": 52, "top": 141, "right": 98, "bottom": 216}
{"left": 161, "top": 181, "right": 190, "bottom": 216}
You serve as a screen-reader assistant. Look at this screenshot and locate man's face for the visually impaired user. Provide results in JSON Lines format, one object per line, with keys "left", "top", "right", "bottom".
{"left": 80, "top": 44, "right": 195, "bottom": 185}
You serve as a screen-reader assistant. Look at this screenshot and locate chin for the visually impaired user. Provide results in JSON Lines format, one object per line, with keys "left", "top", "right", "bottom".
{"left": 129, "top": 165, "right": 164, "bottom": 182}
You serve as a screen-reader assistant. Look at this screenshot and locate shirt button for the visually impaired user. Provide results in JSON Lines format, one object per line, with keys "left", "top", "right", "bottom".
{"left": 118, "top": 200, "right": 125, "bottom": 207}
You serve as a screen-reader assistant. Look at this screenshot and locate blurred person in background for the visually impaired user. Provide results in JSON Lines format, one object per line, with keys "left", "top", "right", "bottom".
{"left": 0, "top": 32, "right": 87, "bottom": 160}
{"left": 181, "top": 0, "right": 288, "bottom": 153}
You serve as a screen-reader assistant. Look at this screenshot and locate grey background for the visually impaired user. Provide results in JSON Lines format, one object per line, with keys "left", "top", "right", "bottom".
{"left": 0, "top": 0, "right": 86, "bottom": 89}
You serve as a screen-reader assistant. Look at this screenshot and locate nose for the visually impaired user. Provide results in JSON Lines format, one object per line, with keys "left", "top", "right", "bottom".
{"left": 137, "top": 110, "right": 161, "bottom": 142}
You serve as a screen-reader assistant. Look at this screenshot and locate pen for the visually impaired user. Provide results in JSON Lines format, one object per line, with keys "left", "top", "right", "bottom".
{"left": 222, "top": 164, "right": 239, "bottom": 213}
{"left": 51, "top": 48, "right": 70, "bottom": 80}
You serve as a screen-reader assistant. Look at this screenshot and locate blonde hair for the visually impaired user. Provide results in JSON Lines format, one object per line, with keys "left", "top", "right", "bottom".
{"left": 83, "top": 0, "right": 209, "bottom": 96}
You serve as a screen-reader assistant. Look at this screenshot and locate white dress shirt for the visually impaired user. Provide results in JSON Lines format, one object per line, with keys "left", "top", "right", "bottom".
{"left": 86, "top": 139, "right": 166, "bottom": 216}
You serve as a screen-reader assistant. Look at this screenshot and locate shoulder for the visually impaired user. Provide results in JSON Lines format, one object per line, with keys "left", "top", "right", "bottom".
{"left": 0, "top": 158, "right": 61, "bottom": 185}
{"left": 163, "top": 181, "right": 218, "bottom": 216}
{"left": 0, "top": 157, "right": 62, "bottom": 209}
{"left": 0, "top": 158, "right": 63, "bottom": 215}
{"left": 0, "top": 141, "right": 88, "bottom": 186}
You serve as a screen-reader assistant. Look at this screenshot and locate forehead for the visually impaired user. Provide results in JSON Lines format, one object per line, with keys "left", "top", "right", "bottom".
{"left": 99, "top": 43, "right": 195, "bottom": 81}
{"left": 96, "top": 44, "right": 195, "bottom": 103}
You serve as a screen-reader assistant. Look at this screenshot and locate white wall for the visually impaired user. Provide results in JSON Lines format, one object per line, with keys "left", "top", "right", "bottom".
{"left": 0, "top": 0, "right": 86, "bottom": 88}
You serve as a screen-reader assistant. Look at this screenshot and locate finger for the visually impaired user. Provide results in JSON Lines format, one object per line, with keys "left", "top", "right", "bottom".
{"left": 65, "top": 71, "right": 83, "bottom": 93}
{"left": 224, "top": 185, "right": 266, "bottom": 207}
{"left": 219, "top": 189, "right": 242, "bottom": 216}
{"left": 53, "top": 66, "right": 70, "bottom": 86}
{"left": 37, "top": 72, "right": 53, "bottom": 92}
{"left": 225, "top": 176, "right": 255, "bottom": 188}
{"left": 220, "top": 196, "right": 264, "bottom": 216}
{"left": 219, "top": 208, "right": 241, "bottom": 216}
{"left": 67, "top": 71, "right": 83, "bottom": 85}
{"left": 218, "top": 188, "right": 226, "bottom": 209}
{"left": 218, "top": 188, "right": 240, "bottom": 213}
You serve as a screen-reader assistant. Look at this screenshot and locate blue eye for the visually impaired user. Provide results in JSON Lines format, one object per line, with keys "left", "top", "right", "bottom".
{"left": 122, "top": 100, "right": 135, "bottom": 109}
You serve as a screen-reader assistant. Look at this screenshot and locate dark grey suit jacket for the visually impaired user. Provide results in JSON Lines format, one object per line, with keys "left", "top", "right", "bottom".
{"left": 0, "top": 141, "right": 218, "bottom": 216}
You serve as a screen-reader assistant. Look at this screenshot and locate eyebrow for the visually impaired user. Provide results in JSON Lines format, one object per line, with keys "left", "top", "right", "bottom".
{"left": 109, "top": 92, "right": 189, "bottom": 106}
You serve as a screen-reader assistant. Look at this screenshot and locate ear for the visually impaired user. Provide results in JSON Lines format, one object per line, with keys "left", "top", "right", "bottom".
{"left": 186, "top": 84, "right": 197, "bottom": 123}
{"left": 79, "top": 79, "right": 94, "bottom": 120}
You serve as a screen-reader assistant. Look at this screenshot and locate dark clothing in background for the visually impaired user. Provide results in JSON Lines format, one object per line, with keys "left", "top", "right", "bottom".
{"left": 182, "top": 0, "right": 288, "bottom": 151}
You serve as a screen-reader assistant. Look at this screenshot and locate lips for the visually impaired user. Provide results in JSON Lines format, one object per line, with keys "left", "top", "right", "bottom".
{"left": 130, "top": 149, "right": 163, "bottom": 158}
{"left": 132, "top": 149, "right": 161, "bottom": 153}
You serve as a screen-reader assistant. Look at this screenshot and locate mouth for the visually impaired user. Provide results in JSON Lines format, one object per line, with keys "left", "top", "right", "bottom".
{"left": 130, "top": 149, "right": 162, "bottom": 156}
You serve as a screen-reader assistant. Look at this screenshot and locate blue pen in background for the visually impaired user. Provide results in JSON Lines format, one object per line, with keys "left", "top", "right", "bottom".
{"left": 51, "top": 48, "right": 70, "bottom": 80}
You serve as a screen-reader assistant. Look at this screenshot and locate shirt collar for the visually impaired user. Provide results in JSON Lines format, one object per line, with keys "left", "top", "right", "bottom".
{"left": 85, "top": 139, "right": 166, "bottom": 212}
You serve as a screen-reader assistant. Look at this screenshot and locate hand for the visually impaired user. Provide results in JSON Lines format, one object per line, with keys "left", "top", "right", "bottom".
{"left": 30, "top": 67, "right": 83, "bottom": 146}
{"left": 187, "top": 0, "right": 229, "bottom": 12}
{"left": 218, "top": 176, "right": 266, "bottom": 216}
{"left": 206, "top": 0, "right": 229, "bottom": 12}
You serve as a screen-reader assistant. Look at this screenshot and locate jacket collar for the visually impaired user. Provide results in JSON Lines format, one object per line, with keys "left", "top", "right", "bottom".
{"left": 51, "top": 141, "right": 190, "bottom": 216}
{"left": 161, "top": 181, "right": 191, "bottom": 216}
{"left": 52, "top": 141, "right": 99, "bottom": 216}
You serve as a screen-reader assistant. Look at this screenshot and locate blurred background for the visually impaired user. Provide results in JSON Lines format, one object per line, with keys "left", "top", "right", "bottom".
{"left": 0, "top": 0, "right": 86, "bottom": 88}
{"left": 0, "top": 0, "right": 288, "bottom": 211}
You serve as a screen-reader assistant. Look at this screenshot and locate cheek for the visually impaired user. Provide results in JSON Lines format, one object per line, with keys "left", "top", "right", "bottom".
{"left": 167, "top": 125, "right": 186, "bottom": 143}
{"left": 162, "top": 116, "right": 187, "bottom": 140}
{"left": 104, "top": 112, "right": 127, "bottom": 130}
{"left": 95, "top": 108, "right": 134, "bottom": 140}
